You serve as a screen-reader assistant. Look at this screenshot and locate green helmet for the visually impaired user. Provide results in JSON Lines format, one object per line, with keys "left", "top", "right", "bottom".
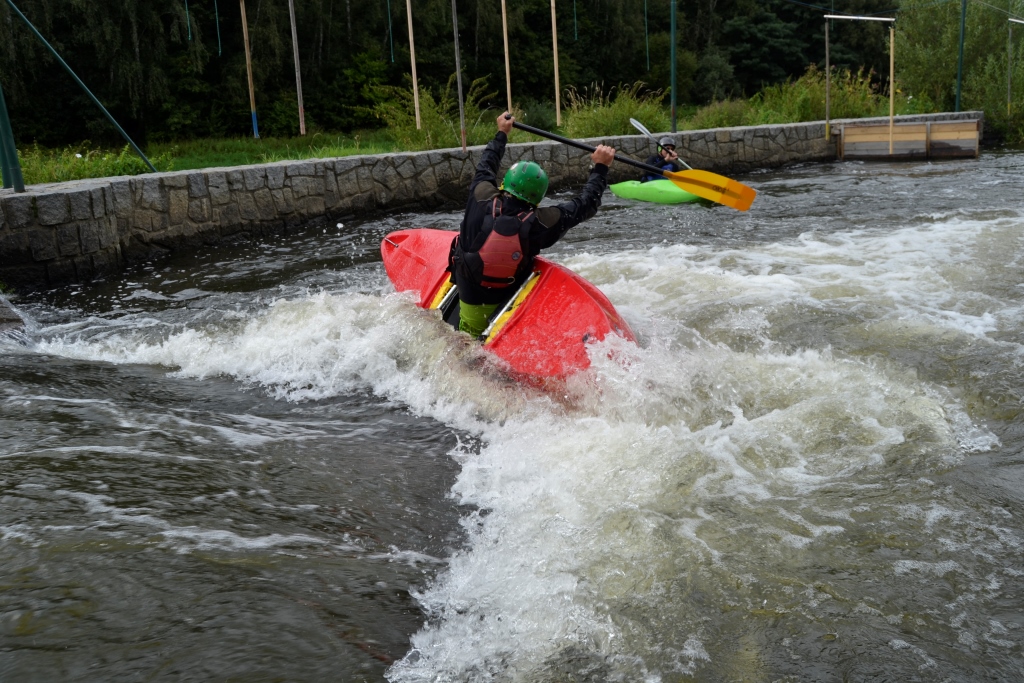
{"left": 501, "top": 161, "right": 549, "bottom": 206}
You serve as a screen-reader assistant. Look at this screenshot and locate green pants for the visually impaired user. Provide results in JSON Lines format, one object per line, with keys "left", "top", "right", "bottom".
{"left": 458, "top": 301, "right": 500, "bottom": 337}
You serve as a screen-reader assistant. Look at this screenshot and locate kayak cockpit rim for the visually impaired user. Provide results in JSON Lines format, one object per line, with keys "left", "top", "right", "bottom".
{"left": 479, "top": 270, "right": 542, "bottom": 342}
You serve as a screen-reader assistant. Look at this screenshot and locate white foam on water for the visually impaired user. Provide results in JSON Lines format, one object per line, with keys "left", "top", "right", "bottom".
{"left": 28, "top": 210, "right": 1022, "bottom": 680}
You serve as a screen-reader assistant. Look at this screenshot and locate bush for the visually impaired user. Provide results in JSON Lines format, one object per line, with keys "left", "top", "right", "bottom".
{"left": 371, "top": 74, "right": 498, "bottom": 151}
{"left": 561, "top": 82, "right": 671, "bottom": 138}
{"left": 680, "top": 65, "right": 908, "bottom": 130}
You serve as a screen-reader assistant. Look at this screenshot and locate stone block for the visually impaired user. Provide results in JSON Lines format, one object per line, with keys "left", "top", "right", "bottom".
{"left": 336, "top": 171, "right": 359, "bottom": 198}
{"left": 140, "top": 178, "right": 168, "bottom": 212}
{"left": 227, "top": 170, "right": 245, "bottom": 190}
{"left": 322, "top": 174, "right": 340, "bottom": 208}
{"left": 110, "top": 179, "right": 133, "bottom": 215}
{"left": 395, "top": 157, "right": 417, "bottom": 180}
{"left": 271, "top": 188, "right": 295, "bottom": 214}
{"left": 97, "top": 220, "right": 117, "bottom": 249}
{"left": 68, "top": 189, "right": 92, "bottom": 221}
{"left": 355, "top": 166, "right": 374, "bottom": 193}
{"left": 243, "top": 167, "right": 267, "bottom": 190}
{"left": 90, "top": 188, "right": 107, "bottom": 218}
{"left": 0, "top": 230, "right": 31, "bottom": 261}
{"left": 2, "top": 194, "right": 35, "bottom": 230}
{"left": 169, "top": 189, "right": 189, "bottom": 225}
{"left": 73, "top": 253, "right": 95, "bottom": 281}
{"left": 288, "top": 175, "right": 320, "bottom": 198}
{"left": 418, "top": 167, "right": 439, "bottom": 194}
{"left": 187, "top": 173, "right": 209, "bottom": 198}
{"left": 238, "top": 194, "right": 260, "bottom": 221}
{"left": 92, "top": 248, "right": 121, "bottom": 277}
{"left": 188, "top": 198, "right": 211, "bottom": 222}
{"left": 285, "top": 161, "right": 316, "bottom": 177}
{"left": 219, "top": 202, "right": 241, "bottom": 227}
{"left": 161, "top": 173, "right": 188, "bottom": 189}
{"left": 208, "top": 182, "right": 231, "bottom": 206}
{"left": 37, "top": 194, "right": 70, "bottom": 225}
{"left": 56, "top": 224, "right": 81, "bottom": 257}
{"left": 254, "top": 189, "right": 276, "bottom": 220}
{"left": 79, "top": 221, "right": 103, "bottom": 254}
{"left": 296, "top": 195, "right": 325, "bottom": 217}
{"left": 267, "top": 166, "right": 286, "bottom": 189}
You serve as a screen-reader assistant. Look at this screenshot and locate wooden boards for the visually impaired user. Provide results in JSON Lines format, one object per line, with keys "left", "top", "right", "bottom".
{"left": 840, "top": 120, "right": 980, "bottom": 161}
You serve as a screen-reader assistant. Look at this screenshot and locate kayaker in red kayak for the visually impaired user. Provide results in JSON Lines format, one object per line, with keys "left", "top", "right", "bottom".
{"left": 448, "top": 112, "right": 616, "bottom": 338}
{"left": 641, "top": 136, "right": 681, "bottom": 182}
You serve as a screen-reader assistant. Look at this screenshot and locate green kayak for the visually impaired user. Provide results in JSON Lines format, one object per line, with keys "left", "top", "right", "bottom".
{"left": 609, "top": 179, "right": 701, "bottom": 205}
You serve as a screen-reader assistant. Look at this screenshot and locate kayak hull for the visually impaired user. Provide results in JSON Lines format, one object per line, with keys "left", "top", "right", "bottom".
{"left": 381, "top": 228, "right": 635, "bottom": 380}
{"left": 609, "top": 179, "right": 701, "bottom": 205}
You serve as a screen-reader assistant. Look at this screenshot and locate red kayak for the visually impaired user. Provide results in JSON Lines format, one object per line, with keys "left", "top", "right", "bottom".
{"left": 381, "top": 229, "right": 636, "bottom": 380}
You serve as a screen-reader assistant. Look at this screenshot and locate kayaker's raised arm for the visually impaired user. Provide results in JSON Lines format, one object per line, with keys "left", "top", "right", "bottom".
{"left": 534, "top": 145, "right": 615, "bottom": 247}
{"left": 469, "top": 112, "right": 514, "bottom": 198}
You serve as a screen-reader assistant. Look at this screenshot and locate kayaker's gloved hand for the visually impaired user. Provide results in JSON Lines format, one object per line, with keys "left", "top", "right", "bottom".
{"left": 497, "top": 112, "right": 514, "bottom": 136}
{"left": 591, "top": 145, "right": 615, "bottom": 168}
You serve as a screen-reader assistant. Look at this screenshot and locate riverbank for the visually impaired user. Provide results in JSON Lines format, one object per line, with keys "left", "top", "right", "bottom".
{"left": 0, "top": 111, "right": 982, "bottom": 292}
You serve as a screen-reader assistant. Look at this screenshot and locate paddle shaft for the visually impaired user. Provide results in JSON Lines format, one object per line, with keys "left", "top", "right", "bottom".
{"left": 510, "top": 120, "right": 669, "bottom": 177}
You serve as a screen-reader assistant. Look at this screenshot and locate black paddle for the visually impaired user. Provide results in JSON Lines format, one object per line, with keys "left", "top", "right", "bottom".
{"left": 505, "top": 116, "right": 757, "bottom": 212}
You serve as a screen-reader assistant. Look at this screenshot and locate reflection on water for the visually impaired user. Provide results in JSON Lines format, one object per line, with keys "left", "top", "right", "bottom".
{"left": 2, "top": 152, "right": 1023, "bottom": 681}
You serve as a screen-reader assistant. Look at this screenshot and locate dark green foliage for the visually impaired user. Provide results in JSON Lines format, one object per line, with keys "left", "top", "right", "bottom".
{"left": 0, "top": 0, "right": 917, "bottom": 148}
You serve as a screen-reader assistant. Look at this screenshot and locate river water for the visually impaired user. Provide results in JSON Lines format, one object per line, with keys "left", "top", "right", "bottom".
{"left": 2, "top": 151, "right": 1023, "bottom": 682}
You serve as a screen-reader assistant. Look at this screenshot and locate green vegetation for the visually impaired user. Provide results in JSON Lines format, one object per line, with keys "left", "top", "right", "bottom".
{"left": 371, "top": 75, "right": 499, "bottom": 149}
{"left": 682, "top": 65, "right": 925, "bottom": 130}
{"left": 17, "top": 144, "right": 175, "bottom": 184}
{"left": 561, "top": 82, "right": 670, "bottom": 139}
{"left": 0, "top": 65, "right": 953, "bottom": 185}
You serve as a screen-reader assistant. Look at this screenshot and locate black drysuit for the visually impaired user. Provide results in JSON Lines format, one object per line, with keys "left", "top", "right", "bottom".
{"left": 453, "top": 131, "right": 609, "bottom": 306}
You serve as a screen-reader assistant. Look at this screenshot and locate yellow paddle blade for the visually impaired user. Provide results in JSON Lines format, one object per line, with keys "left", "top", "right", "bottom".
{"left": 664, "top": 169, "right": 757, "bottom": 211}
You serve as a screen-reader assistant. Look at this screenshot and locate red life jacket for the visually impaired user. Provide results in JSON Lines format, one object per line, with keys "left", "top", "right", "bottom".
{"left": 458, "top": 197, "right": 535, "bottom": 289}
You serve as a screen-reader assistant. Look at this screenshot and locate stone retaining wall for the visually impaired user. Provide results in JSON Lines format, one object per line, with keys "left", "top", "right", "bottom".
{"left": 0, "top": 111, "right": 983, "bottom": 291}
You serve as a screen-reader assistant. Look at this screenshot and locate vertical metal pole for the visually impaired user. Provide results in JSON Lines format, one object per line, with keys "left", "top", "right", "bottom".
{"left": 451, "top": 0, "right": 466, "bottom": 151}
{"left": 551, "top": 0, "right": 561, "bottom": 126}
{"left": 889, "top": 25, "right": 895, "bottom": 155}
{"left": 287, "top": 0, "right": 306, "bottom": 135}
{"left": 501, "top": 0, "right": 512, "bottom": 111}
{"left": 406, "top": 0, "right": 421, "bottom": 129}
{"left": 0, "top": 81, "right": 26, "bottom": 192}
{"left": 4, "top": 0, "right": 156, "bottom": 171}
{"left": 670, "top": 0, "right": 676, "bottom": 132}
{"left": 240, "top": 0, "right": 260, "bottom": 138}
{"left": 1010, "top": 21, "right": 1014, "bottom": 118}
{"left": 825, "top": 20, "right": 831, "bottom": 139}
{"left": 386, "top": 0, "right": 394, "bottom": 62}
{"left": 956, "top": 0, "right": 967, "bottom": 111}
{"left": 214, "top": 0, "right": 222, "bottom": 56}
{"left": 644, "top": 0, "right": 650, "bottom": 72}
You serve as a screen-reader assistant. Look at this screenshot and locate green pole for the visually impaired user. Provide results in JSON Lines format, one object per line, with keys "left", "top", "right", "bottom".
{"left": 956, "top": 0, "right": 967, "bottom": 111}
{"left": 4, "top": 0, "right": 156, "bottom": 172}
{"left": 0, "top": 81, "right": 26, "bottom": 192}
{"left": 670, "top": 0, "right": 677, "bottom": 132}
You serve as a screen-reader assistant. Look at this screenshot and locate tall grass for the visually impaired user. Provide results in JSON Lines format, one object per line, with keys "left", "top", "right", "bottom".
{"left": 371, "top": 75, "right": 498, "bottom": 151}
{"left": 14, "top": 144, "right": 174, "bottom": 185}
{"left": 561, "top": 82, "right": 671, "bottom": 138}
{"left": 149, "top": 134, "right": 396, "bottom": 169}
{"left": 682, "top": 65, "right": 918, "bottom": 130}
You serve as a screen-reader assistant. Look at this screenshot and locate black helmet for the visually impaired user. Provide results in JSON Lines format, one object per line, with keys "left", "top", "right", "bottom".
{"left": 658, "top": 136, "right": 676, "bottom": 148}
